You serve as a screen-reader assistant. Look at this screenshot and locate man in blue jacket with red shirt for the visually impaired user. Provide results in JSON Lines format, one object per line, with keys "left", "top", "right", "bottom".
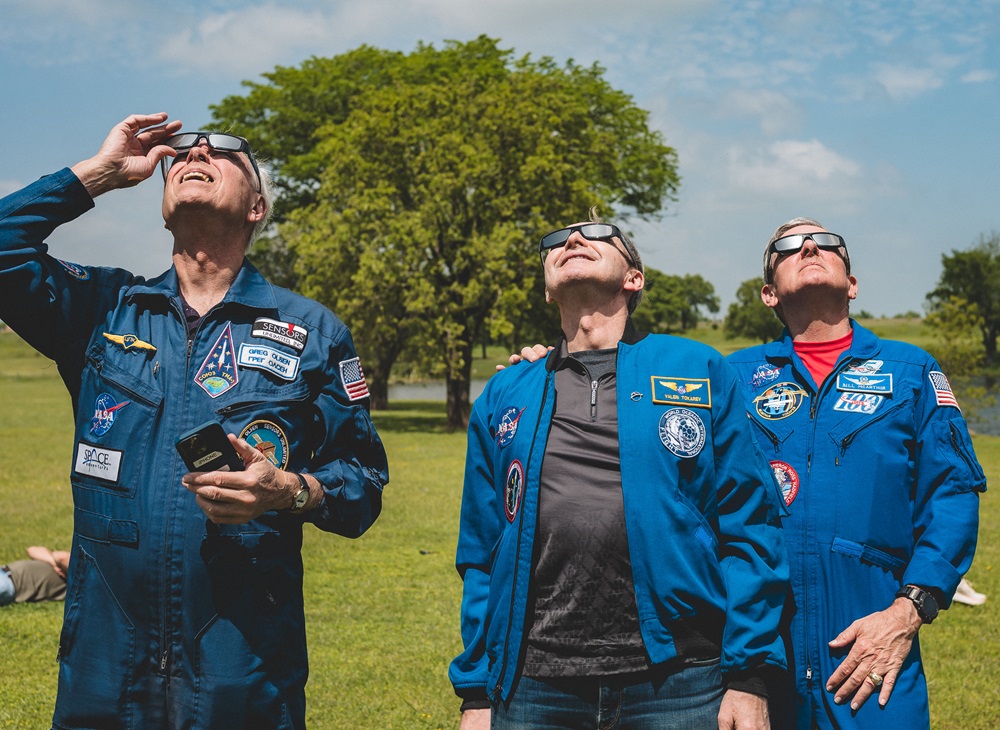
{"left": 450, "top": 217, "right": 789, "bottom": 729}
{"left": 0, "top": 113, "right": 389, "bottom": 728}
{"left": 726, "top": 218, "right": 985, "bottom": 728}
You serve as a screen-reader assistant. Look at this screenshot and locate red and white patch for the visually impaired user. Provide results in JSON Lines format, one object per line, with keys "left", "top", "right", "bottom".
{"left": 770, "top": 460, "right": 800, "bottom": 507}
{"left": 504, "top": 460, "right": 524, "bottom": 522}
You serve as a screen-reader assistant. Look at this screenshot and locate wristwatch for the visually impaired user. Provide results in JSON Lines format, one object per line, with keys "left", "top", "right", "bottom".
{"left": 895, "top": 585, "right": 939, "bottom": 624}
{"left": 290, "top": 473, "right": 310, "bottom": 513}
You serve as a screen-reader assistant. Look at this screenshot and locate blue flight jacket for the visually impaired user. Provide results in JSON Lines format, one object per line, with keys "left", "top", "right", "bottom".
{"left": 449, "top": 331, "right": 790, "bottom": 703}
{"left": 0, "top": 169, "right": 389, "bottom": 729}
{"left": 727, "top": 323, "right": 985, "bottom": 728}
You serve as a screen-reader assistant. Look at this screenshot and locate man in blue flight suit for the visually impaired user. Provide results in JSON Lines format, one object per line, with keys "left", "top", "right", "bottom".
{"left": 0, "top": 113, "right": 389, "bottom": 728}
{"left": 451, "top": 218, "right": 789, "bottom": 729}
{"left": 726, "top": 218, "right": 985, "bottom": 728}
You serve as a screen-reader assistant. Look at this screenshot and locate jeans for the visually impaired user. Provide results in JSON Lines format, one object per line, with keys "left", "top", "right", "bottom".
{"left": 492, "top": 662, "right": 724, "bottom": 729}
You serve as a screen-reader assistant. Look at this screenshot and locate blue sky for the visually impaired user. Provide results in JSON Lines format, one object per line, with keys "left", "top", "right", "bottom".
{"left": 2, "top": 0, "right": 998, "bottom": 317}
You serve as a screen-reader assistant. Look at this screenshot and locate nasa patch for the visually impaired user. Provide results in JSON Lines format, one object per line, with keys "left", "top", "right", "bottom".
{"left": 57, "top": 259, "right": 90, "bottom": 280}
{"left": 195, "top": 324, "right": 239, "bottom": 398}
{"left": 751, "top": 363, "right": 781, "bottom": 388}
{"left": 769, "top": 460, "right": 800, "bottom": 506}
{"left": 495, "top": 406, "right": 525, "bottom": 447}
{"left": 753, "top": 382, "right": 808, "bottom": 420}
{"left": 90, "top": 393, "right": 130, "bottom": 436}
{"left": 658, "top": 408, "right": 707, "bottom": 458}
{"left": 833, "top": 392, "right": 884, "bottom": 414}
{"left": 239, "top": 420, "right": 289, "bottom": 470}
{"left": 505, "top": 460, "right": 524, "bottom": 522}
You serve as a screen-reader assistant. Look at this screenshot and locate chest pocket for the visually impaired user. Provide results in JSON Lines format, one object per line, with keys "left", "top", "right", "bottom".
{"left": 826, "top": 395, "right": 912, "bottom": 456}
{"left": 71, "top": 345, "right": 164, "bottom": 498}
{"left": 747, "top": 413, "right": 795, "bottom": 456}
{"left": 215, "top": 380, "right": 313, "bottom": 471}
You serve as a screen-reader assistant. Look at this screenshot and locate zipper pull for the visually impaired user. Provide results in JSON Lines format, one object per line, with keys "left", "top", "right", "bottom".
{"left": 160, "top": 650, "right": 169, "bottom": 671}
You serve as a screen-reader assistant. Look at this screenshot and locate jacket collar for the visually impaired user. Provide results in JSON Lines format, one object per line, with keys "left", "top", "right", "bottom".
{"left": 124, "top": 259, "right": 278, "bottom": 312}
{"left": 545, "top": 316, "right": 647, "bottom": 371}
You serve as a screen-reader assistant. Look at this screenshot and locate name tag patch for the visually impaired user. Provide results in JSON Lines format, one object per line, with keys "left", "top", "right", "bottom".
{"left": 238, "top": 343, "right": 300, "bottom": 381}
{"left": 833, "top": 392, "right": 885, "bottom": 414}
{"left": 252, "top": 318, "right": 308, "bottom": 351}
{"left": 651, "top": 377, "right": 712, "bottom": 408}
{"left": 74, "top": 442, "right": 123, "bottom": 483}
{"left": 837, "top": 372, "right": 893, "bottom": 394}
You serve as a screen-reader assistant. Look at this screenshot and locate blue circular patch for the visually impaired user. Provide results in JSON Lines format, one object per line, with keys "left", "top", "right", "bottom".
{"left": 753, "top": 382, "right": 808, "bottom": 420}
{"left": 496, "top": 406, "right": 524, "bottom": 448}
{"left": 90, "top": 392, "right": 129, "bottom": 436}
{"left": 57, "top": 259, "right": 90, "bottom": 280}
{"left": 505, "top": 460, "right": 524, "bottom": 522}
{"left": 240, "top": 420, "right": 289, "bottom": 470}
{"left": 658, "top": 408, "right": 706, "bottom": 458}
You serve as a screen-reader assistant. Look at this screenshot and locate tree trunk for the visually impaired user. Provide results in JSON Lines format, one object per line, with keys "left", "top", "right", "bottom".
{"left": 445, "top": 338, "right": 475, "bottom": 429}
{"left": 983, "top": 324, "right": 997, "bottom": 366}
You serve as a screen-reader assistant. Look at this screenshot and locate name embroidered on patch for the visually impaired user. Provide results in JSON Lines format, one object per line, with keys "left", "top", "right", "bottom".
{"left": 651, "top": 377, "right": 712, "bottom": 408}
{"left": 252, "top": 317, "right": 308, "bottom": 351}
{"left": 833, "top": 392, "right": 884, "bottom": 415}
{"left": 929, "top": 371, "right": 960, "bottom": 409}
{"left": 837, "top": 372, "right": 893, "bottom": 395}
{"left": 194, "top": 324, "right": 239, "bottom": 398}
{"left": 505, "top": 460, "right": 524, "bottom": 522}
{"left": 90, "top": 393, "right": 130, "bottom": 436}
{"left": 103, "top": 333, "right": 157, "bottom": 353}
{"left": 237, "top": 343, "right": 300, "bottom": 381}
{"left": 753, "top": 382, "right": 808, "bottom": 420}
{"left": 658, "top": 408, "right": 707, "bottom": 458}
{"left": 74, "top": 442, "right": 123, "bottom": 483}
{"left": 339, "top": 357, "right": 370, "bottom": 401}
{"left": 240, "top": 420, "right": 290, "bottom": 470}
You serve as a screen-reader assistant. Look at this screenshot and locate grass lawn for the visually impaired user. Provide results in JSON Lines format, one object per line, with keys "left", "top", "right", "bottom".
{"left": 1, "top": 325, "right": 997, "bottom": 728}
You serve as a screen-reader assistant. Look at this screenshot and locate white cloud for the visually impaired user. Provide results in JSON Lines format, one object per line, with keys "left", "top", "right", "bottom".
{"left": 961, "top": 69, "right": 997, "bottom": 83}
{"left": 728, "top": 139, "right": 862, "bottom": 196}
{"left": 873, "top": 64, "right": 944, "bottom": 100}
{"left": 718, "top": 89, "right": 803, "bottom": 136}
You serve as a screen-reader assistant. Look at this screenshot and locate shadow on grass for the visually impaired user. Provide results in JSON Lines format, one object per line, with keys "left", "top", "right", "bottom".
{"left": 369, "top": 400, "right": 456, "bottom": 433}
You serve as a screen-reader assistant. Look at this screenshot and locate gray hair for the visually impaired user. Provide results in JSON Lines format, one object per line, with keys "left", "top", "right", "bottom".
{"left": 762, "top": 217, "right": 823, "bottom": 284}
{"left": 248, "top": 163, "right": 275, "bottom": 252}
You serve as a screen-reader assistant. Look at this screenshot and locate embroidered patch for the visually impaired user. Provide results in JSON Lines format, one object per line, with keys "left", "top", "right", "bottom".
{"left": 237, "top": 343, "right": 300, "bottom": 381}
{"left": 651, "top": 377, "right": 712, "bottom": 408}
{"left": 57, "top": 259, "right": 90, "bottom": 280}
{"left": 74, "top": 442, "right": 122, "bottom": 483}
{"left": 90, "top": 393, "right": 130, "bottom": 436}
{"left": 929, "top": 371, "right": 960, "bottom": 409}
{"left": 505, "top": 460, "right": 524, "bottom": 523}
{"left": 846, "top": 359, "right": 883, "bottom": 375}
{"left": 195, "top": 324, "right": 239, "bottom": 398}
{"left": 769, "top": 460, "right": 800, "bottom": 506}
{"left": 833, "top": 392, "right": 885, "bottom": 414}
{"left": 496, "top": 406, "right": 525, "bottom": 447}
{"left": 753, "top": 382, "right": 808, "bottom": 420}
{"left": 751, "top": 363, "right": 781, "bottom": 388}
{"left": 252, "top": 317, "right": 308, "bottom": 351}
{"left": 837, "top": 372, "right": 893, "bottom": 395}
{"left": 658, "top": 408, "right": 707, "bottom": 458}
{"left": 103, "top": 333, "right": 157, "bottom": 353}
{"left": 339, "top": 357, "right": 370, "bottom": 401}
{"left": 240, "top": 420, "right": 289, "bottom": 470}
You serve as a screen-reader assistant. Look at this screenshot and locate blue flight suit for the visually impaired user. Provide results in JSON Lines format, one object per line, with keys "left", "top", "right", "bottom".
{"left": 0, "top": 169, "right": 389, "bottom": 729}
{"left": 727, "top": 323, "right": 984, "bottom": 728}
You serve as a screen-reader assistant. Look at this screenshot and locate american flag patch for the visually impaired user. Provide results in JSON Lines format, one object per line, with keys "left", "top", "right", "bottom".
{"left": 339, "top": 357, "right": 370, "bottom": 401}
{"left": 929, "top": 371, "right": 959, "bottom": 409}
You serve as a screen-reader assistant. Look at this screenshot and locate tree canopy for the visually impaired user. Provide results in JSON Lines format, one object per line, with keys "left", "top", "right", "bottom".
{"left": 631, "top": 270, "right": 719, "bottom": 334}
{"left": 211, "top": 36, "right": 680, "bottom": 426}
{"left": 724, "top": 277, "right": 783, "bottom": 343}
{"left": 927, "top": 232, "right": 1000, "bottom": 365}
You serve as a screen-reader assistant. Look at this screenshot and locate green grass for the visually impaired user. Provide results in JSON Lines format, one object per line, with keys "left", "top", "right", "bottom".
{"left": 1, "top": 326, "right": 997, "bottom": 728}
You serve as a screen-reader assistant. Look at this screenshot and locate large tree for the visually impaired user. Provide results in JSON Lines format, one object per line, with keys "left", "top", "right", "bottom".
{"left": 927, "top": 233, "right": 1000, "bottom": 365}
{"left": 211, "top": 36, "right": 679, "bottom": 427}
{"left": 724, "top": 277, "right": 784, "bottom": 343}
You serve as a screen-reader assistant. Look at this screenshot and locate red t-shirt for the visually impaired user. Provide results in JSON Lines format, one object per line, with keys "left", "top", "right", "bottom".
{"left": 793, "top": 331, "right": 853, "bottom": 386}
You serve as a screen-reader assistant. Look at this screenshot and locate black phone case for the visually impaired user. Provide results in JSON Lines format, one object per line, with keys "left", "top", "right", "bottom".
{"left": 175, "top": 420, "right": 244, "bottom": 472}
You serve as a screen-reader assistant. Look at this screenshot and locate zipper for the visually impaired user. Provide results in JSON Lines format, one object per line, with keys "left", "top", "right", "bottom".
{"left": 837, "top": 400, "right": 907, "bottom": 455}
{"left": 950, "top": 423, "right": 983, "bottom": 478}
{"left": 494, "top": 370, "right": 552, "bottom": 699}
{"left": 590, "top": 380, "right": 598, "bottom": 421}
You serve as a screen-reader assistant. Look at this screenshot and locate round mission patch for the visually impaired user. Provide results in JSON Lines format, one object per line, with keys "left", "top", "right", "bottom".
{"left": 239, "top": 420, "right": 289, "bottom": 470}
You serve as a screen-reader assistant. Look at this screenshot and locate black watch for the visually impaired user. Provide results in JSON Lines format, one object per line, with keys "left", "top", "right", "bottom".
{"left": 895, "top": 585, "right": 939, "bottom": 624}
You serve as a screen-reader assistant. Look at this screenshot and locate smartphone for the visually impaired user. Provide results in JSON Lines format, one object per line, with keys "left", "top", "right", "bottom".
{"left": 175, "top": 420, "right": 244, "bottom": 472}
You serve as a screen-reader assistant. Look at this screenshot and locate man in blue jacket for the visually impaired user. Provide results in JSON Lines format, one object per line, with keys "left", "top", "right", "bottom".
{"left": 450, "top": 218, "right": 789, "bottom": 729}
{"left": 726, "top": 218, "right": 985, "bottom": 728}
{"left": 0, "top": 113, "right": 389, "bottom": 728}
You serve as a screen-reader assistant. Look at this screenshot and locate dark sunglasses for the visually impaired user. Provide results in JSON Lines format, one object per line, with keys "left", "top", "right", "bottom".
{"left": 160, "top": 132, "right": 261, "bottom": 191}
{"left": 765, "top": 232, "right": 850, "bottom": 282}
{"left": 539, "top": 223, "right": 635, "bottom": 266}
